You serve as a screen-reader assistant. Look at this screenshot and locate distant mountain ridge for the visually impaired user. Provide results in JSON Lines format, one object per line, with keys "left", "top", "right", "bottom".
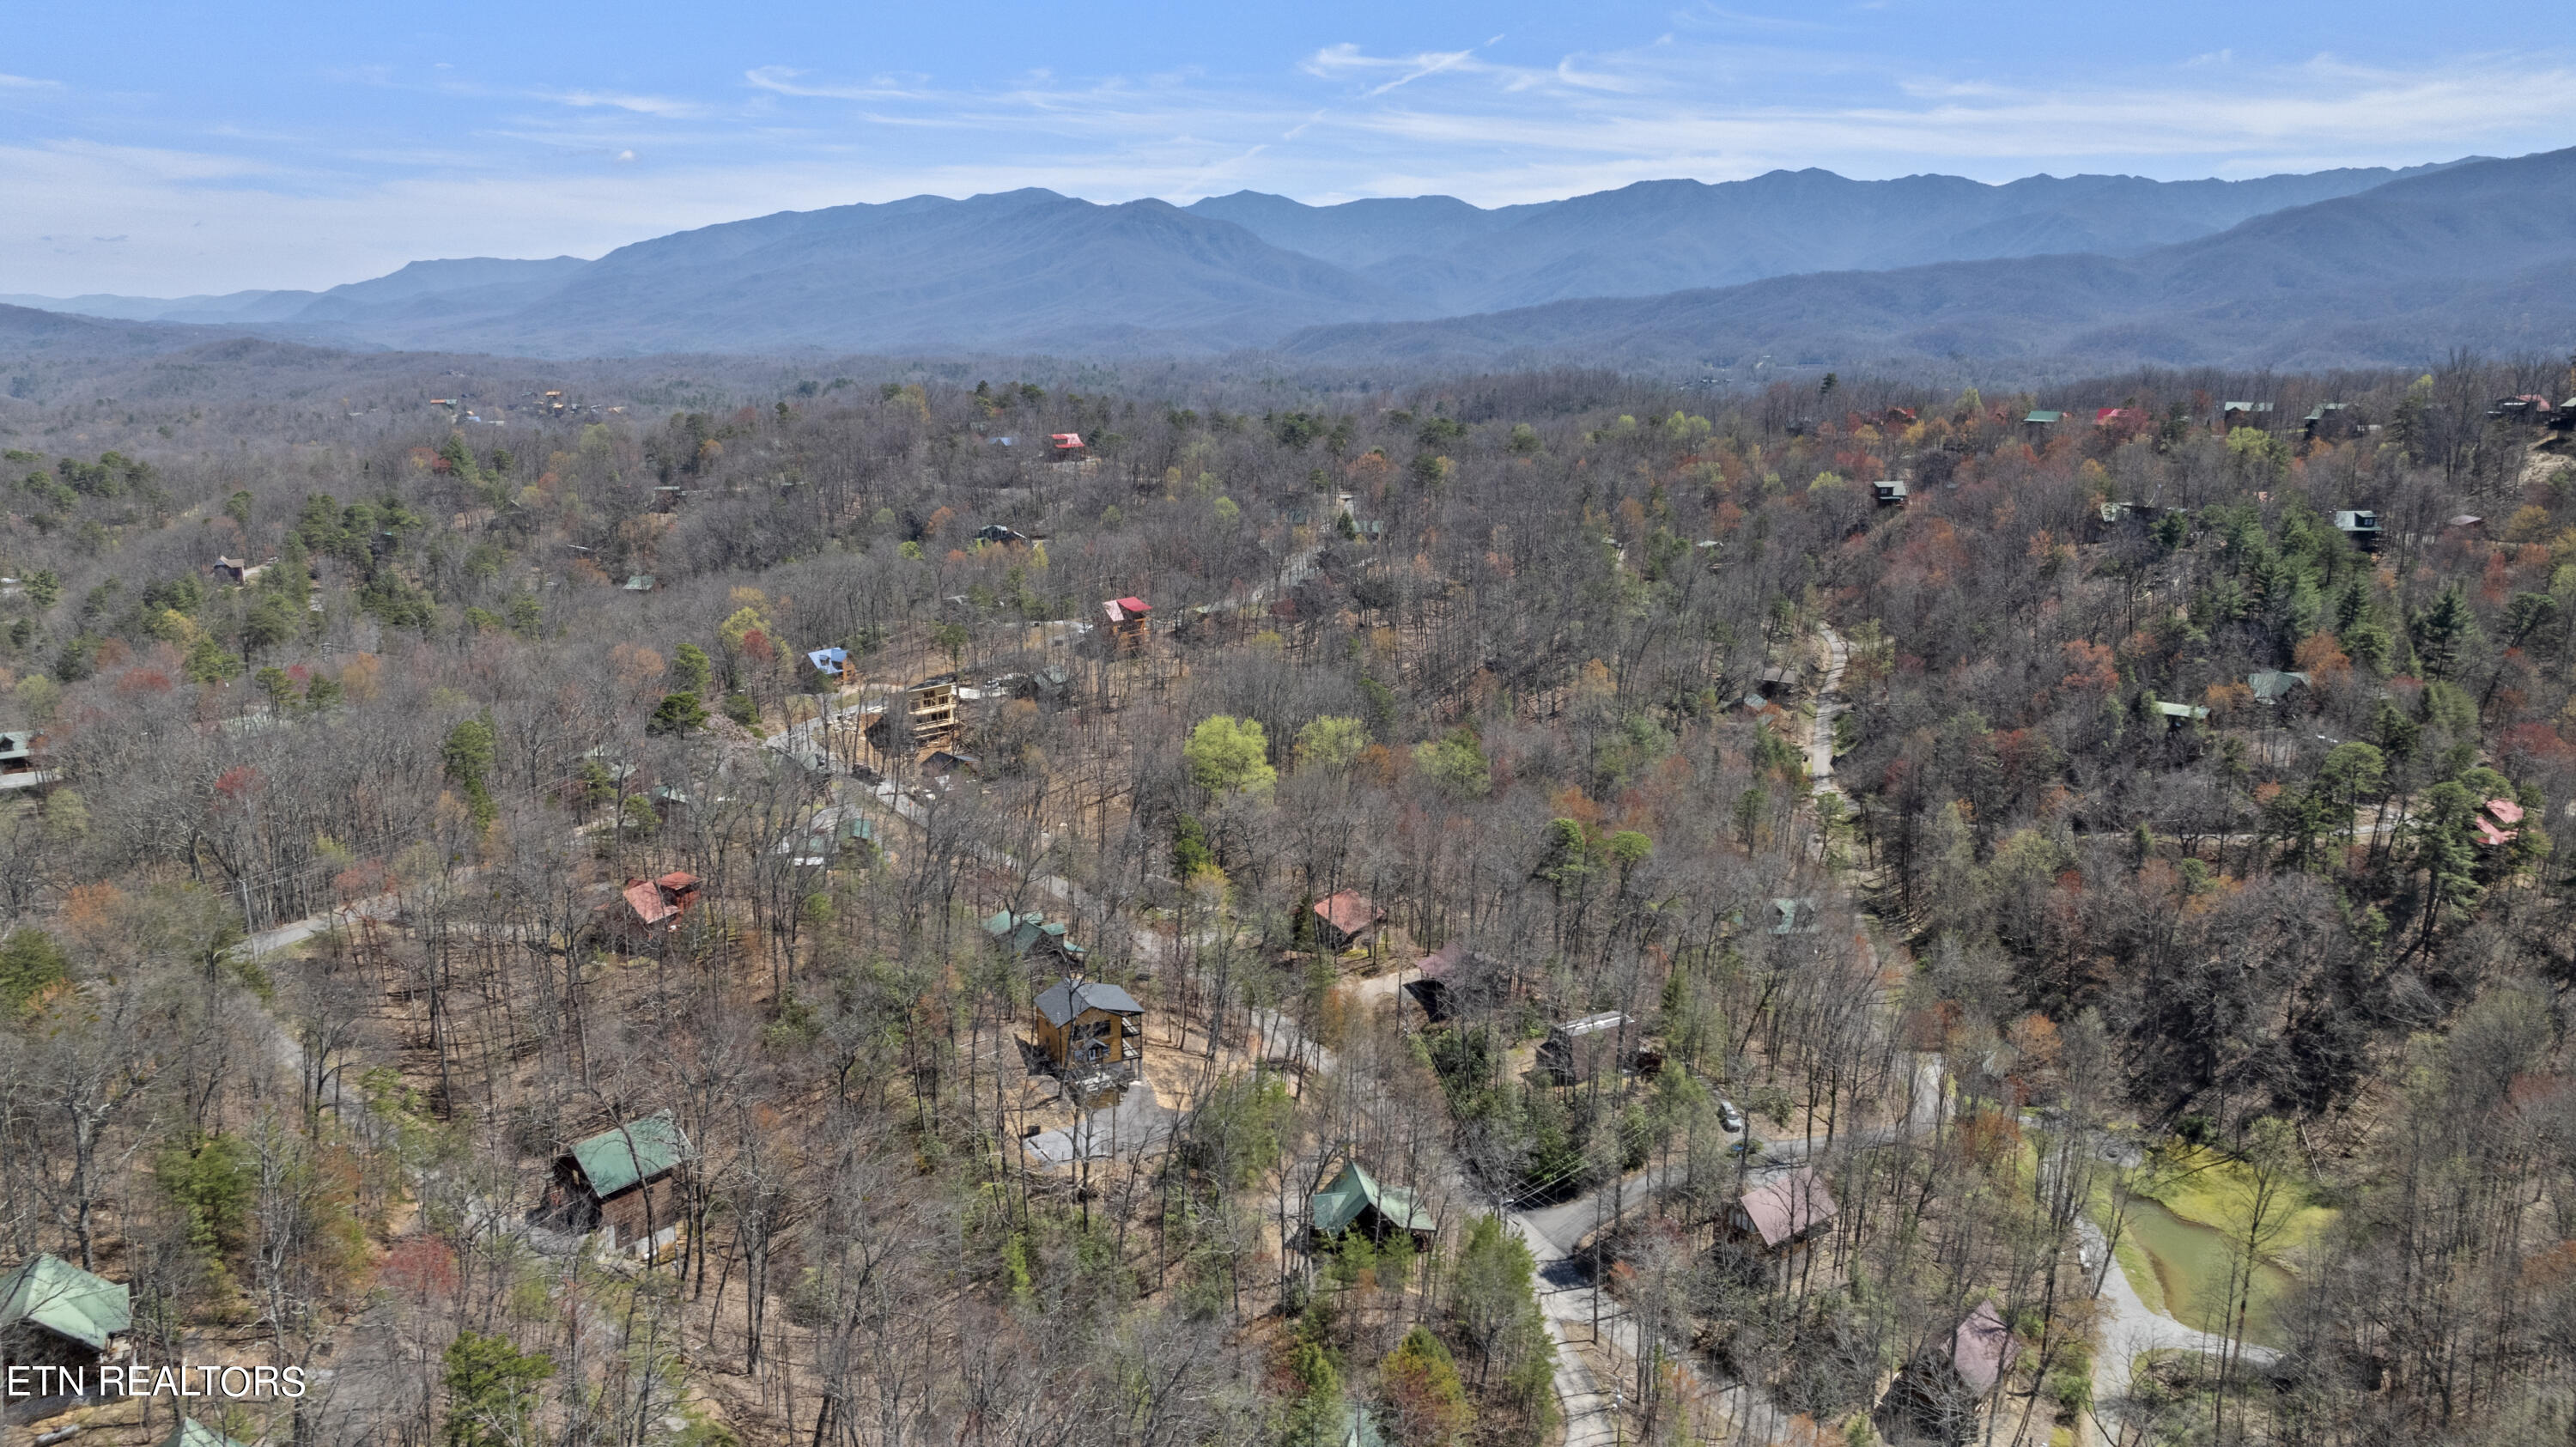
{"left": 1275, "top": 148, "right": 2576, "bottom": 372}
{"left": 3, "top": 150, "right": 2568, "bottom": 371}
{"left": 1186, "top": 161, "right": 2467, "bottom": 313}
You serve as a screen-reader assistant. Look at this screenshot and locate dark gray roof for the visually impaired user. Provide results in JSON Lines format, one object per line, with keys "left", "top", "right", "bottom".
{"left": 1036, "top": 977, "right": 1142, "bottom": 1027}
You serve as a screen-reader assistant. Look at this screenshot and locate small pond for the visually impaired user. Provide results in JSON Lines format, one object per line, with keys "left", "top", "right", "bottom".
{"left": 2118, "top": 1195, "right": 2293, "bottom": 1347}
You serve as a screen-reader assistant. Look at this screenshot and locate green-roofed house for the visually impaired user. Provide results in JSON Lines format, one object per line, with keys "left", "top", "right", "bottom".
{"left": 0, "top": 1253, "right": 131, "bottom": 1383}
{"left": 2248, "top": 670, "right": 2312, "bottom": 706}
{"left": 547, "top": 1111, "right": 690, "bottom": 1255}
{"left": 985, "top": 908, "right": 1087, "bottom": 972}
{"left": 1309, "top": 1159, "right": 1437, "bottom": 1249}
{"left": 2151, "top": 701, "right": 2211, "bottom": 731}
{"left": 2023, "top": 410, "right": 2065, "bottom": 429}
{"left": 162, "top": 1419, "right": 255, "bottom": 1447}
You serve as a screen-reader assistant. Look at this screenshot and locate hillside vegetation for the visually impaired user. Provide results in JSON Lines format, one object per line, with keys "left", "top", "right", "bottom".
{"left": 0, "top": 353, "right": 2569, "bottom": 1447}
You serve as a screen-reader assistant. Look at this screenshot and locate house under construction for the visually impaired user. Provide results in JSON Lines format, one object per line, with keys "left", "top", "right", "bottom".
{"left": 901, "top": 677, "right": 958, "bottom": 750}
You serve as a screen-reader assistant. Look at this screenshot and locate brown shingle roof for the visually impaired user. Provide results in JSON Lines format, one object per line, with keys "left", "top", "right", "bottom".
{"left": 1949, "top": 1300, "right": 2018, "bottom": 1395}
{"left": 1738, "top": 1166, "right": 1837, "bottom": 1247}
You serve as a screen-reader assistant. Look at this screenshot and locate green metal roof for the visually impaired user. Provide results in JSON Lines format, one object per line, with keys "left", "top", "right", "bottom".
{"left": 1770, "top": 897, "right": 1820, "bottom": 934}
{"left": 0, "top": 1253, "right": 131, "bottom": 1351}
{"left": 567, "top": 1111, "right": 689, "bottom": 1198}
{"left": 163, "top": 1420, "right": 254, "bottom": 1447}
{"left": 2247, "top": 670, "right": 2312, "bottom": 703}
{"left": 2150, "top": 702, "right": 2210, "bottom": 720}
{"left": 2024, "top": 410, "right": 2065, "bottom": 424}
{"left": 1309, "top": 1159, "right": 1435, "bottom": 1236}
{"left": 985, "top": 909, "right": 1084, "bottom": 960}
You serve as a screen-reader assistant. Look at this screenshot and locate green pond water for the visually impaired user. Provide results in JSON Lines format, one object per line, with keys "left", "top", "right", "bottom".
{"left": 2118, "top": 1195, "right": 2293, "bottom": 1348}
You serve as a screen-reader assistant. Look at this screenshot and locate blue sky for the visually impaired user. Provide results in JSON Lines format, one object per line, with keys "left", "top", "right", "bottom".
{"left": 5, "top": 2, "right": 2574, "bottom": 295}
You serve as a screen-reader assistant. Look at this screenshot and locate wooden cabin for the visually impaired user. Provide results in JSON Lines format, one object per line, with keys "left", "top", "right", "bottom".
{"left": 0, "top": 732, "right": 57, "bottom": 794}
{"left": 805, "top": 646, "right": 854, "bottom": 690}
{"left": 1310, "top": 891, "right": 1385, "bottom": 952}
{"left": 1872, "top": 479, "right": 1909, "bottom": 508}
{"left": 593, "top": 872, "right": 700, "bottom": 945}
{"left": 1726, "top": 1167, "right": 1838, "bottom": 1255}
{"left": 2150, "top": 701, "right": 2210, "bottom": 731}
{"left": 2248, "top": 670, "right": 2311, "bottom": 707}
{"left": 1771, "top": 897, "right": 1820, "bottom": 935}
{"left": 987, "top": 909, "right": 1088, "bottom": 974}
{"left": 547, "top": 1111, "right": 690, "bottom": 1255}
{"left": 1101, "top": 596, "right": 1152, "bottom": 656}
{"left": 1, "top": 1254, "right": 130, "bottom": 1418}
{"left": 1539, "top": 1011, "right": 1631, "bottom": 1084}
{"left": 1308, "top": 1159, "right": 1437, "bottom": 1250}
{"left": 2334, "top": 509, "right": 2383, "bottom": 552}
{"left": 1879, "top": 1300, "right": 2020, "bottom": 1445}
{"left": 1033, "top": 976, "right": 1144, "bottom": 1080}
{"left": 161, "top": 1420, "right": 254, "bottom": 1447}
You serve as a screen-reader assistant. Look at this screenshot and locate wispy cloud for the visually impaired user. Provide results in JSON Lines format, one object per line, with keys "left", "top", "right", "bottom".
{"left": 539, "top": 89, "right": 711, "bottom": 119}
{"left": 744, "top": 65, "right": 927, "bottom": 102}
{"left": 0, "top": 72, "right": 64, "bottom": 89}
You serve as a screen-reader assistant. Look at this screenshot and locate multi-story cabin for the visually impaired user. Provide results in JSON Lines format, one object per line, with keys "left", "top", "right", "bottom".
{"left": 1033, "top": 976, "right": 1144, "bottom": 1081}
{"left": 545, "top": 1112, "right": 690, "bottom": 1255}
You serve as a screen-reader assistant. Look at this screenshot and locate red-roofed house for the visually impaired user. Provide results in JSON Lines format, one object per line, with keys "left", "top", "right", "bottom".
{"left": 1311, "top": 890, "right": 1386, "bottom": 953}
{"left": 2476, "top": 797, "right": 2524, "bottom": 848}
{"left": 598, "top": 872, "right": 701, "bottom": 943}
{"left": 2094, "top": 407, "right": 2148, "bottom": 428}
{"left": 1881, "top": 1299, "right": 2021, "bottom": 1441}
{"left": 1050, "top": 432, "right": 1084, "bottom": 453}
{"left": 1102, "top": 596, "right": 1152, "bottom": 655}
{"left": 1728, "top": 1166, "right": 1837, "bottom": 1252}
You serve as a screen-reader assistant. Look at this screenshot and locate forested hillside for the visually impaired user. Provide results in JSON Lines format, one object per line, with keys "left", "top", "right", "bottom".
{"left": 0, "top": 351, "right": 2570, "bottom": 1447}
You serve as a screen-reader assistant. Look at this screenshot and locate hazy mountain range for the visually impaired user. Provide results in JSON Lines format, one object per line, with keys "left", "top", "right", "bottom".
{"left": 7, "top": 149, "right": 2574, "bottom": 372}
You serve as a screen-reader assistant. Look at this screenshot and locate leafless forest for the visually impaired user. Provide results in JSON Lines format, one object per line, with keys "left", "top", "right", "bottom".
{"left": 2, "top": 340, "right": 2573, "bottom": 1447}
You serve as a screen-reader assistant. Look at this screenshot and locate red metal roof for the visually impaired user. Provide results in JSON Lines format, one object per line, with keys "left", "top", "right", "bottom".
{"left": 1115, "top": 595, "right": 1149, "bottom": 616}
{"left": 2488, "top": 798, "right": 2525, "bottom": 825}
{"left": 623, "top": 880, "right": 678, "bottom": 927}
{"left": 1313, "top": 890, "right": 1382, "bottom": 937}
{"left": 1050, "top": 432, "right": 1084, "bottom": 449}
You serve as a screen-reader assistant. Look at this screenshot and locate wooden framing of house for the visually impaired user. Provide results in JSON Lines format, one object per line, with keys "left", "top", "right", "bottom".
{"left": 902, "top": 677, "right": 959, "bottom": 750}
